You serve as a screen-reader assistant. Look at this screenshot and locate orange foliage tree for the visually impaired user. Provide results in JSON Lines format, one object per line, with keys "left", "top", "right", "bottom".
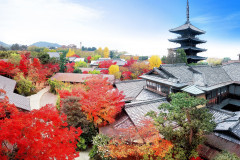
{"left": 98, "top": 120, "right": 173, "bottom": 159}
{"left": 58, "top": 75, "right": 125, "bottom": 127}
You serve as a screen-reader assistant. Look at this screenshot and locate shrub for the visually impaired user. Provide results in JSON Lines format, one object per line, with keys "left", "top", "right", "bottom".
{"left": 88, "top": 70, "right": 100, "bottom": 74}
{"left": 15, "top": 75, "right": 36, "bottom": 96}
{"left": 75, "top": 61, "right": 87, "bottom": 68}
{"left": 73, "top": 68, "right": 82, "bottom": 73}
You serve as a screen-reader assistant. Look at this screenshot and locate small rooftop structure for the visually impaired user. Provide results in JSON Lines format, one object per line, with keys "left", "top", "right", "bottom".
{"left": 0, "top": 76, "right": 30, "bottom": 111}
{"left": 181, "top": 85, "right": 204, "bottom": 95}
{"left": 47, "top": 52, "right": 60, "bottom": 59}
{"left": 90, "top": 58, "right": 127, "bottom": 67}
{"left": 51, "top": 73, "right": 115, "bottom": 84}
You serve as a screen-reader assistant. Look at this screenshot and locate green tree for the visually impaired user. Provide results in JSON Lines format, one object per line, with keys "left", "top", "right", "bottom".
{"left": 213, "top": 151, "right": 240, "bottom": 160}
{"left": 176, "top": 49, "right": 187, "bottom": 63}
{"left": 74, "top": 61, "right": 87, "bottom": 68}
{"left": 147, "top": 92, "right": 216, "bottom": 160}
{"left": 59, "top": 52, "right": 67, "bottom": 73}
{"left": 15, "top": 74, "right": 36, "bottom": 96}
{"left": 222, "top": 57, "right": 231, "bottom": 64}
{"left": 8, "top": 53, "right": 21, "bottom": 65}
{"left": 73, "top": 68, "right": 82, "bottom": 73}
{"left": 39, "top": 53, "right": 50, "bottom": 64}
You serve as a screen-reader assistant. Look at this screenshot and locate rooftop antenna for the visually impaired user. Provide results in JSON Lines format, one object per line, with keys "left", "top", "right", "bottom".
{"left": 187, "top": 0, "right": 190, "bottom": 23}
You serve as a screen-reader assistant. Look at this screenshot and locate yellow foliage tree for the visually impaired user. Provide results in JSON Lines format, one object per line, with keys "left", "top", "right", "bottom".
{"left": 109, "top": 65, "right": 119, "bottom": 75}
{"left": 149, "top": 55, "right": 162, "bottom": 69}
{"left": 66, "top": 48, "right": 75, "bottom": 57}
{"left": 207, "top": 58, "right": 223, "bottom": 66}
{"left": 103, "top": 47, "right": 109, "bottom": 58}
{"left": 97, "top": 47, "right": 104, "bottom": 57}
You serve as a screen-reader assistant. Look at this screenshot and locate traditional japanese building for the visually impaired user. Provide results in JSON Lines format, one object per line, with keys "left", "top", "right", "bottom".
{"left": 169, "top": 0, "right": 207, "bottom": 63}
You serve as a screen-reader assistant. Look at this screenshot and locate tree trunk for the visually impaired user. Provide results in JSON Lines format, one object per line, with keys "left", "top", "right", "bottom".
{"left": 186, "top": 110, "right": 193, "bottom": 145}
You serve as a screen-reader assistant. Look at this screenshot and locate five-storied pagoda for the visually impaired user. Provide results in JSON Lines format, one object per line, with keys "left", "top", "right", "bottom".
{"left": 169, "top": 0, "right": 207, "bottom": 63}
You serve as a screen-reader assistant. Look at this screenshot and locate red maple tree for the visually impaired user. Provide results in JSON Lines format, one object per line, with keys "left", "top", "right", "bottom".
{"left": 122, "top": 71, "right": 132, "bottom": 80}
{"left": 0, "top": 104, "right": 82, "bottom": 160}
{"left": 65, "top": 62, "right": 75, "bottom": 73}
{"left": 87, "top": 56, "right": 91, "bottom": 63}
{"left": 0, "top": 61, "right": 15, "bottom": 78}
{"left": 0, "top": 89, "right": 19, "bottom": 119}
{"left": 123, "top": 58, "right": 137, "bottom": 67}
{"left": 98, "top": 60, "right": 117, "bottom": 68}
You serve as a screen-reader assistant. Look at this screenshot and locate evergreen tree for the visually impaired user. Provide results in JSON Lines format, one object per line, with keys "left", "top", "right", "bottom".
{"left": 147, "top": 93, "right": 216, "bottom": 159}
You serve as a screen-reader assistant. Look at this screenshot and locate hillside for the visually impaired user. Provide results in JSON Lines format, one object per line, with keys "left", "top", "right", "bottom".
{"left": 31, "top": 41, "right": 61, "bottom": 48}
{"left": 0, "top": 41, "right": 10, "bottom": 47}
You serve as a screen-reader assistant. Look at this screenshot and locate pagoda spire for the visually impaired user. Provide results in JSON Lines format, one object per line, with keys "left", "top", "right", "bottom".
{"left": 186, "top": 0, "right": 190, "bottom": 23}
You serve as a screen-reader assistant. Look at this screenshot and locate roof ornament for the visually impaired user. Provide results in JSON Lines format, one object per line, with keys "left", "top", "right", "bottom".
{"left": 186, "top": 0, "right": 190, "bottom": 23}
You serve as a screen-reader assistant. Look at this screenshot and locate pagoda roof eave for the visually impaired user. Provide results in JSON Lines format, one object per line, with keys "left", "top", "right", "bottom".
{"left": 187, "top": 55, "right": 207, "bottom": 60}
{"left": 169, "top": 22, "right": 206, "bottom": 35}
{"left": 173, "top": 47, "right": 207, "bottom": 52}
{"left": 169, "top": 38, "right": 206, "bottom": 43}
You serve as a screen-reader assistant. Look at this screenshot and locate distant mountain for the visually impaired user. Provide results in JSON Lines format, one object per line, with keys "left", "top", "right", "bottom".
{"left": 0, "top": 41, "right": 10, "bottom": 48}
{"left": 31, "top": 41, "right": 61, "bottom": 48}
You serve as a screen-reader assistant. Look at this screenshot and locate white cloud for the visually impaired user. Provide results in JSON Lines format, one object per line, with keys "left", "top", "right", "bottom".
{"left": 0, "top": 0, "right": 102, "bottom": 44}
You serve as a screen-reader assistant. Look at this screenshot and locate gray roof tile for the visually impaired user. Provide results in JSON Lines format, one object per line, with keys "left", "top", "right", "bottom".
{"left": 115, "top": 80, "right": 146, "bottom": 101}
{"left": 0, "top": 75, "right": 30, "bottom": 111}
{"left": 125, "top": 98, "right": 167, "bottom": 127}
{"left": 134, "top": 89, "right": 164, "bottom": 102}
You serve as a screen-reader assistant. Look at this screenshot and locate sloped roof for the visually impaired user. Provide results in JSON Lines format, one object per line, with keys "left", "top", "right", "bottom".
{"left": 181, "top": 85, "right": 204, "bottom": 95}
{"left": 161, "top": 64, "right": 193, "bottom": 83}
{"left": 187, "top": 55, "right": 207, "bottom": 60}
{"left": 169, "top": 22, "right": 206, "bottom": 35}
{"left": 169, "top": 37, "right": 206, "bottom": 44}
{"left": 0, "top": 76, "right": 30, "bottom": 111}
{"left": 134, "top": 89, "right": 164, "bottom": 102}
{"left": 173, "top": 46, "right": 207, "bottom": 52}
{"left": 192, "top": 66, "right": 232, "bottom": 87}
{"left": 125, "top": 98, "right": 167, "bottom": 127}
{"left": 47, "top": 52, "right": 60, "bottom": 58}
{"left": 209, "top": 107, "right": 240, "bottom": 145}
{"left": 223, "top": 62, "right": 240, "bottom": 82}
{"left": 51, "top": 73, "right": 115, "bottom": 84}
{"left": 90, "top": 58, "right": 127, "bottom": 66}
{"left": 115, "top": 80, "right": 146, "bottom": 101}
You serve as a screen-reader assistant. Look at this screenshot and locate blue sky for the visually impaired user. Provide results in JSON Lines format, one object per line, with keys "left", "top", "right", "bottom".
{"left": 1, "top": 0, "right": 240, "bottom": 59}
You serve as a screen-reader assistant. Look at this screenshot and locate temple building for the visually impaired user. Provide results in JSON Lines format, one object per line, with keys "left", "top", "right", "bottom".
{"left": 169, "top": 0, "right": 207, "bottom": 63}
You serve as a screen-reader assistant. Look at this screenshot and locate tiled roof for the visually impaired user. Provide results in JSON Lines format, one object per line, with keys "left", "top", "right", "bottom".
{"left": 173, "top": 46, "right": 207, "bottom": 52}
{"left": 0, "top": 76, "right": 30, "bottom": 111}
{"left": 169, "top": 22, "right": 206, "bottom": 34}
{"left": 161, "top": 64, "right": 193, "bottom": 83}
{"left": 90, "top": 58, "right": 127, "bottom": 66}
{"left": 181, "top": 85, "right": 204, "bottom": 95}
{"left": 192, "top": 66, "right": 232, "bottom": 87}
{"left": 115, "top": 80, "right": 146, "bottom": 101}
{"left": 223, "top": 62, "right": 240, "bottom": 82}
{"left": 209, "top": 107, "right": 240, "bottom": 145}
{"left": 134, "top": 89, "right": 164, "bottom": 102}
{"left": 47, "top": 52, "right": 60, "bottom": 58}
{"left": 125, "top": 98, "right": 167, "bottom": 127}
{"left": 209, "top": 107, "right": 234, "bottom": 124}
{"left": 51, "top": 73, "right": 115, "bottom": 84}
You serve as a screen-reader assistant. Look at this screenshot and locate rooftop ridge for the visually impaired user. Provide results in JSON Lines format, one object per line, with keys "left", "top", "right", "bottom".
{"left": 208, "top": 107, "right": 235, "bottom": 116}
{"left": 125, "top": 97, "right": 167, "bottom": 108}
{"left": 115, "top": 79, "right": 145, "bottom": 84}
